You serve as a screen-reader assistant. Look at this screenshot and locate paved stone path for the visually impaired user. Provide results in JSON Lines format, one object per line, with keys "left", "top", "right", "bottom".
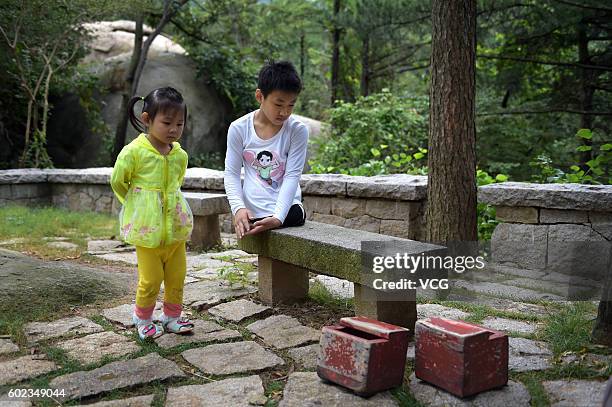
{"left": 0, "top": 242, "right": 608, "bottom": 406}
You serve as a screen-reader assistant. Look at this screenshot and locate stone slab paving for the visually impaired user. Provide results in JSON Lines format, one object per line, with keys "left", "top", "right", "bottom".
{"left": 181, "top": 341, "right": 284, "bottom": 375}
{"left": 409, "top": 373, "right": 531, "bottom": 406}
{"left": 235, "top": 257, "right": 258, "bottom": 266}
{"left": 208, "top": 249, "right": 251, "bottom": 259}
{"left": 57, "top": 331, "right": 140, "bottom": 365}
{"left": 86, "top": 239, "right": 129, "bottom": 254}
{"left": 0, "top": 391, "right": 33, "bottom": 406}
{"left": 0, "top": 238, "right": 26, "bottom": 245}
{"left": 49, "top": 353, "right": 185, "bottom": 401}
{"left": 417, "top": 304, "right": 470, "bottom": 321}
{"left": 481, "top": 317, "right": 541, "bottom": 335}
{"left": 186, "top": 255, "right": 232, "bottom": 271}
{"left": 207, "top": 299, "right": 271, "bottom": 322}
{"left": 508, "top": 337, "right": 552, "bottom": 372}
{"left": 95, "top": 251, "right": 138, "bottom": 265}
{"left": 0, "top": 338, "right": 19, "bottom": 355}
{"left": 154, "top": 319, "right": 242, "bottom": 349}
{"left": 247, "top": 315, "right": 321, "bottom": 350}
{"left": 166, "top": 375, "right": 264, "bottom": 407}
{"left": 287, "top": 344, "right": 320, "bottom": 370}
{"left": 47, "top": 241, "right": 79, "bottom": 250}
{"left": 279, "top": 371, "right": 398, "bottom": 406}
{"left": 561, "top": 352, "right": 612, "bottom": 368}
{"left": 457, "top": 296, "right": 547, "bottom": 315}
{"left": 102, "top": 303, "right": 162, "bottom": 327}
{"left": 183, "top": 280, "right": 257, "bottom": 310}
{"left": 542, "top": 379, "right": 608, "bottom": 407}
{"left": 454, "top": 280, "right": 564, "bottom": 302}
{"left": 0, "top": 355, "right": 57, "bottom": 385}
{"left": 24, "top": 316, "right": 104, "bottom": 344}
{"left": 76, "top": 394, "right": 154, "bottom": 406}
{"left": 504, "top": 277, "right": 597, "bottom": 298}
{"left": 187, "top": 268, "right": 218, "bottom": 279}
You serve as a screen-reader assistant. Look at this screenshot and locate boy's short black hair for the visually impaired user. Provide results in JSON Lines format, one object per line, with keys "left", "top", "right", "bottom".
{"left": 257, "top": 61, "right": 302, "bottom": 97}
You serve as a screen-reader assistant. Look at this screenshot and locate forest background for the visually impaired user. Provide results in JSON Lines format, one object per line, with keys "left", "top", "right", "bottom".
{"left": 0, "top": 0, "right": 610, "bottom": 186}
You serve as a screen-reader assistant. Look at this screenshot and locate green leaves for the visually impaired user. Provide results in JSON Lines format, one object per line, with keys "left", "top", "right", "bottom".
{"left": 576, "top": 129, "right": 592, "bottom": 140}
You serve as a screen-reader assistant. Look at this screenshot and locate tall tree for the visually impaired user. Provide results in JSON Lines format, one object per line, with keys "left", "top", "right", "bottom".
{"left": 111, "top": 0, "right": 188, "bottom": 162}
{"left": 0, "top": 0, "right": 102, "bottom": 168}
{"left": 426, "top": 0, "right": 478, "bottom": 243}
{"left": 330, "top": 0, "right": 341, "bottom": 105}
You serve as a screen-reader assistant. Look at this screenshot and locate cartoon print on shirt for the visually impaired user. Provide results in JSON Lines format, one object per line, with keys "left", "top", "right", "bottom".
{"left": 243, "top": 150, "right": 285, "bottom": 190}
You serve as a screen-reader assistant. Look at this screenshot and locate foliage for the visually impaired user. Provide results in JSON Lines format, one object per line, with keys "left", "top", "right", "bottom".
{"left": 529, "top": 129, "right": 611, "bottom": 184}
{"left": 308, "top": 90, "right": 428, "bottom": 174}
{"left": 476, "top": 169, "right": 508, "bottom": 242}
{"left": 190, "top": 44, "right": 258, "bottom": 120}
{"left": 189, "top": 151, "right": 224, "bottom": 170}
{"left": 0, "top": 0, "right": 139, "bottom": 169}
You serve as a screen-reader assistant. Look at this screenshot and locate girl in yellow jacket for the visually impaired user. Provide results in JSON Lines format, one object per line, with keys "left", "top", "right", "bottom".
{"left": 111, "top": 87, "right": 194, "bottom": 340}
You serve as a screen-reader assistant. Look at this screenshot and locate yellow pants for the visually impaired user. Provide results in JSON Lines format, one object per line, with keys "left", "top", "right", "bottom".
{"left": 134, "top": 241, "right": 186, "bottom": 320}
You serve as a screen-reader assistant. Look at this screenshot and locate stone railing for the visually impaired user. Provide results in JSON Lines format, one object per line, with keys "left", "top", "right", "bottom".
{"left": 3, "top": 169, "right": 611, "bottom": 253}
{"left": 479, "top": 182, "right": 612, "bottom": 276}
{"left": 0, "top": 168, "right": 428, "bottom": 240}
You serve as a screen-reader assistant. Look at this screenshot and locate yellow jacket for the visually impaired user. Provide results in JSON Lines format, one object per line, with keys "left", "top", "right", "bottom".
{"left": 110, "top": 134, "right": 193, "bottom": 248}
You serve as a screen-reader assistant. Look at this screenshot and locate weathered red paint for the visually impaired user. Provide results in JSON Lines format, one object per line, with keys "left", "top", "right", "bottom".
{"left": 317, "top": 316, "right": 410, "bottom": 396}
{"left": 415, "top": 317, "right": 508, "bottom": 398}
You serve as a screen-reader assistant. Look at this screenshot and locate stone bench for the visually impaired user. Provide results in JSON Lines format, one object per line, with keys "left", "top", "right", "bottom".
{"left": 183, "top": 192, "right": 230, "bottom": 249}
{"left": 238, "top": 221, "right": 445, "bottom": 330}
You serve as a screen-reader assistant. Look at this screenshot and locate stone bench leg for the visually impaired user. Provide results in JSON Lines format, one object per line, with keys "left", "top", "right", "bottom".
{"left": 190, "top": 215, "right": 221, "bottom": 250}
{"left": 354, "top": 284, "right": 417, "bottom": 332}
{"left": 258, "top": 256, "right": 309, "bottom": 305}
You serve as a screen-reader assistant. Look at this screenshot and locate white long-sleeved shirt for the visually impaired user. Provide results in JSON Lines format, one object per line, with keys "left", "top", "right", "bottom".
{"left": 223, "top": 111, "right": 309, "bottom": 222}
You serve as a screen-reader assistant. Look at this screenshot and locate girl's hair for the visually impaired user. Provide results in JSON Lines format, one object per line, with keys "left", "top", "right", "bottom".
{"left": 127, "top": 87, "right": 187, "bottom": 133}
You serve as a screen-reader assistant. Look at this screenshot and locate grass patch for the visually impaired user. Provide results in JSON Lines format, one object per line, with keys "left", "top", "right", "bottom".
{"left": 0, "top": 204, "right": 117, "bottom": 241}
{"left": 0, "top": 204, "right": 117, "bottom": 260}
{"left": 264, "top": 379, "right": 285, "bottom": 407}
{"left": 308, "top": 280, "right": 354, "bottom": 311}
{"left": 542, "top": 302, "right": 597, "bottom": 355}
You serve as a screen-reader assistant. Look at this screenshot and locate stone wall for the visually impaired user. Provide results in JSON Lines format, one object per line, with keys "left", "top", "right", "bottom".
{"left": 0, "top": 169, "right": 428, "bottom": 241}
{"left": 480, "top": 182, "right": 612, "bottom": 277}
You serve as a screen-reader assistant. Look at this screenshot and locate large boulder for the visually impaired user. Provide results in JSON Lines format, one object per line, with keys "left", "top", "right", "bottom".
{"left": 46, "top": 21, "right": 232, "bottom": 168}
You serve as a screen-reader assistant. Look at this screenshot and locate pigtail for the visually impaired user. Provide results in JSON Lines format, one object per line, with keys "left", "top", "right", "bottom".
{"left": 127, "top": 96, "right": 145, "bottom": 133}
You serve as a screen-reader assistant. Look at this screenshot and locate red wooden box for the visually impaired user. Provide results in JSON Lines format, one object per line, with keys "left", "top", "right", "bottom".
{"left": 317, "top": 316, "right": 410, "bottom": 396}
{"left": 415, "top": 317, "right": 508, "bottom": 397}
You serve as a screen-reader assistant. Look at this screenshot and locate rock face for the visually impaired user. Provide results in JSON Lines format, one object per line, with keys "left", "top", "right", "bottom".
{"left": 46, "top": 20, "right": 232, "bottom": 168}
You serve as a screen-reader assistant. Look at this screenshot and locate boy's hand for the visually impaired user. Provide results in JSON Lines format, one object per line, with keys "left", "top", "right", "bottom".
{"left": 245, "top": 217, "right": 282, "bottom": 236}
{"left": 234, "top": 208, "right": 254, "bottom": 239}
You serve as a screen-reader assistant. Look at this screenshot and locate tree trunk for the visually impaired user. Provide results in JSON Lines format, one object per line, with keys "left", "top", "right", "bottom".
{"left": 577, "top": 21, "right": 594, "bottom": 166}
{"left": 360, "top": 35, "right": 370, "bottom": 97}
{"left": 330, "top": 0, "right": 341, "bottom": 105}
{"left": 111, "top": 14, "right": 144, "bottom": 162}
{"left": 426, "top": 0, "right": 478, "bottom": 244}
{"left": 592, "top": 271, "right": 612, "bottom": 346}
{"left": 111, "top": 0, "right": 187, "bottom": 162}
{"left": 300, "top": 33, "right": 305, "bottom": 79}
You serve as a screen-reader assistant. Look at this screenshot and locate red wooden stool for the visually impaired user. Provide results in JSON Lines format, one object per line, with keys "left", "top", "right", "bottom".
{"left": 317, "top": 316, "right": 410, "bottom": 396}
{"left": 415, "top": 317, "right": 508, "bottom": 397}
